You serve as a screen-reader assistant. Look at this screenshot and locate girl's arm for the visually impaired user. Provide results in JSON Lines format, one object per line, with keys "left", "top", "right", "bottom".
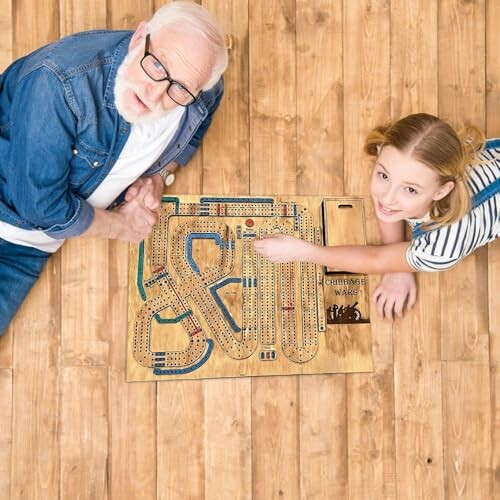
{"left": 254, "top": 234, "right": 413, "bottom": 274}
{"left": 377, "top": 218, "right": 406, "bottom": 244}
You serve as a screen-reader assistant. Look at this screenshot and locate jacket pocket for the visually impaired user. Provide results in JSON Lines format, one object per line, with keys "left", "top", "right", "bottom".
{"left": 69, "top": 140, "right": 108, "bottom": 188}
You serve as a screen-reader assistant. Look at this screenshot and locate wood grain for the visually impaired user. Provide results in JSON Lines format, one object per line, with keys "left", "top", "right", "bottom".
{"left": 0, "top": 368, "right": 12, "bottom": 499}
{"left": 0, "top": 1, "right": 497, "bottom": 498}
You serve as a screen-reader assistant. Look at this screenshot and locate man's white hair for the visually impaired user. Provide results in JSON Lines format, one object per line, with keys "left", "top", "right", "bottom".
{"left": 147, "top": 1, "right": 228, "bottom": 91}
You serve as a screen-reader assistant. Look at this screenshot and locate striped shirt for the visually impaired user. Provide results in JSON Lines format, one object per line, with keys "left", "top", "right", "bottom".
{"left": 406, "top": 139, "right": 499, "bottom": 272}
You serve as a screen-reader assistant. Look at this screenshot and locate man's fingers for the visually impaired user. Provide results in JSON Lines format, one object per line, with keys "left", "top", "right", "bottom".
{"left": 125, "top": 184, "right": 140, "bottom": 201}
{"left": 143, "top": 191, "right": 160, "bottom": 211}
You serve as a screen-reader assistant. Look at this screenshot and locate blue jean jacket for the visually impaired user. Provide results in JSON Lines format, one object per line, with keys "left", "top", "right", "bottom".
{"left": 0, "top": 30, "right": 223, "bottom": 239}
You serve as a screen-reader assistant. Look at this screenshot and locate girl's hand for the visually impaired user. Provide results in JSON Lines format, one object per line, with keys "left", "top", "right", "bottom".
{"left": 254, "top": 234, "right": 313, "bottom": 263}
{"left": 372, "top": 272, "right": 417, "bottom": 321}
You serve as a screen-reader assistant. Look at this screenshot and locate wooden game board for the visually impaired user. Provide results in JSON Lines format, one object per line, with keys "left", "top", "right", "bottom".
{"left": 127, "top": 195, "right": 373, "bottom": 381}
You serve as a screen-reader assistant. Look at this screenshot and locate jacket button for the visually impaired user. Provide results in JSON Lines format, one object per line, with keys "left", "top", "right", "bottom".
{"left": 72, "top": 148, "right": 78, "bottom": 155}
{"left": 92, "top": 161, "right": 99, "bottom": 167}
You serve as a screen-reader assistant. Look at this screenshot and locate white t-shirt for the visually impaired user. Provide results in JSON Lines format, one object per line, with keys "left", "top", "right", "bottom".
{"left": 406, "top": 144, "right": 499, "bottom": 271}
{"left": 0, "top": 106, "right": 184, "bottom": 252}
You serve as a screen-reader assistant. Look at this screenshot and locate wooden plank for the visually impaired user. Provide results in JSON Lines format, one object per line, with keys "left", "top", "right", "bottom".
{"left": 299, "top": 374, "right": 347, "bottom": 499}
{"left": 492, "top": 363, "right": 500, "bottom": 497}
{"left": 0, "top": 326, "right": 12, "bottom": 368}
{"left": 60, "top": 0, "right": 106, "bottom": 33}
{"left": 61, "top": 239, "right": 109, "bottom": 367}
{"left": 0, "top": 369, "right": 12, "bottom": 499}
{"left": 60, "top": 366, "right": 108, "bottom": 499}
{"left": 347, "top": 367, "right": 396, "bottom": 499}
{"left": 343, "top": 0, "right": 390, "bottom": 199}
{"left": 486, "top": 0, "right": 500, "bottom": 137}
{"left": 10, "top": 2, "right": 60, "bottom": 497}
{"left": 343, "top": 0, "right": 393, "bottom": 367}
{"left": 108, "top": 240, "right": 157, "bottom": 500}
{"left": 490, "top": 238, "right": 500, "bottom": 498}
{"left": 394, "top": 277, "right": 445, "bottom": 499}
{"left": 438, "top": 2, "right": 491, "bottom": 495}
{"left": 443, "top": 362, "right": 492, "bottom": 498}
{"left": 199, "top": 3, "right": 252, "bottom": 499}
{"left": 390, "top": 1, "right": 445, "bottom": 498}
{"left": 391, "top": 0, "right": 438, "bottom": 118}
{"left": 486, "top": 14, "right": 499, "bottom": 488}
{"left": 153, "top": 2, "right": 205, "bottom": 493}
{"left": 343, "top": 2, "right": 394, "bottom": 498}
{"left": 296, "top": 0, "right": 343, "bottom": 196}
{"left": 252, "top": 375, "right": 300, "bottom": 499}
{"left": 0, "top": 0, "right": 12, "bottom": 71}
{"left": 438, "top": 0, "right": 488, "bottom": 362}
{"left": 489, "top": 0, "right": 500, "bottom": 465}
{"left": 486, "top": 0, "right": 500, "bottom": 362}
{"left": 13, "top": 0, "right": 58, "bottom": 58}
{"left": 105, "top": 3, "right": 157, "bottom": 500}
{"left": 11, "top": 260, "right": 61, "bottom": 500}
{"left": 107, "top": 0, "right": 153, "bottom": 31}
{"left": 249, "top": 0, "right": 297, "bottom": 197}
{"left": 249, "top": 1, "right": 299, "bottom": 497}
{"left": 57, "top": 7, "right": 111, "bottom": 499}
{"left": 202, "top": 0, "right": 249, "bottom": 195}
{"left": 158, "top": 380, "right": 205, "bottom": 500}
{"left": 204, "top": 379, "right": 252, "bottom": 499}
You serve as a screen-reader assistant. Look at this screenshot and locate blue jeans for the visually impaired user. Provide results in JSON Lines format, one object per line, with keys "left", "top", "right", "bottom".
{"left": 0, "top": 238, "right": 50, "bottom": 335}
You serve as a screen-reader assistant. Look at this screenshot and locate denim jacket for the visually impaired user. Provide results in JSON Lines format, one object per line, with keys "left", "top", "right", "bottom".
{"left": 0, "top": 30, "right": 223, "bottom": 239}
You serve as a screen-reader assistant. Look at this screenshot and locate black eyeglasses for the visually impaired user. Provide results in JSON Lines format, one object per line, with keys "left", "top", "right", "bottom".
{"left": 140, "top": 34, "right": 198, "bottom": 107}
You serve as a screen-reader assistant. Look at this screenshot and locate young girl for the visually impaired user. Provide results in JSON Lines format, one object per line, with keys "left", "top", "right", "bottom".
{"left": 254, "top": 113, "right": 499, "bottom": 321}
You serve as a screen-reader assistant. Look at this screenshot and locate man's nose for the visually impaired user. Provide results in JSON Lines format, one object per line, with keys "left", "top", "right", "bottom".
{"left": 146, "top": 80, "right": 169, "bottom": 103}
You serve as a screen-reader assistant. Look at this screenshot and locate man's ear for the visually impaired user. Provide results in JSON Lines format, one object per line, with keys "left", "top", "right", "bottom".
{"left": 129, "top": 21, "right": 147, "bottom": 50}
{"left": 433, "top": 180, "right": 455, "bottom": 201}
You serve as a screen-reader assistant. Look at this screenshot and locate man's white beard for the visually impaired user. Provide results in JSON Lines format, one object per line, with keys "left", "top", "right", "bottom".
{"left": 114, "top": 45, "right": 170, "bottom": 124}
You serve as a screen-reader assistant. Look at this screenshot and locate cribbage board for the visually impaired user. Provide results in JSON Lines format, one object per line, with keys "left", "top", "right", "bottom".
{"left": 127, "top": 195, "right": 373, "bottom": 381}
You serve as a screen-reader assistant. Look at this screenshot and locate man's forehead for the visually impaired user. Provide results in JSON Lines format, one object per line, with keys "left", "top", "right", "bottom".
{"left": 151, "top": 26, "right": 207, "bottom": 57}
{"left": 150, "top": 26, "right": 213, "bottom": 88}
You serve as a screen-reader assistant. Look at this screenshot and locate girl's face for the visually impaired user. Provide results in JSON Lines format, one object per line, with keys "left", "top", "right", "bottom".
{"left": 370, "top": 145, "right": 455, "bottom": 222}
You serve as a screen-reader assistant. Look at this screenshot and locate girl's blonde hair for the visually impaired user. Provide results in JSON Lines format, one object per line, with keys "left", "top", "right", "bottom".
{"left": 364, "top": 113, "right": 485, "bottom": 229}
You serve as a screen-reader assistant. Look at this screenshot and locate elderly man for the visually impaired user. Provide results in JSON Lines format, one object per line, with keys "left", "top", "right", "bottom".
{"left": 0, "top": 1, "right": 228, "bottom": 334}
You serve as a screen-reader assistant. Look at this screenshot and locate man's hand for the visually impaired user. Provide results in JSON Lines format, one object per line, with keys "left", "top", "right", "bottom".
{"left": 254, "top": 234, "right": 313, "bottom": 263}
{"left": 111, "top": 194, "right": 158, "bottom": 243}
{"left": 372, "top": 272, "right": 417, "bottom": 322}
{"left": 124, "top": 174, "right": 164, "bottom": 211}
{"left": 83, "top": 177, "right": 162, "bottom": 243}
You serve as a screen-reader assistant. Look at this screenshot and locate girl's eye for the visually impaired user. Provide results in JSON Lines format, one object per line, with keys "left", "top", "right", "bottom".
{"left": 377, "top": 171, "right": 388, "bottom": 180}
{"left": 406, "top": 187, "right": 418, "bottom": 195}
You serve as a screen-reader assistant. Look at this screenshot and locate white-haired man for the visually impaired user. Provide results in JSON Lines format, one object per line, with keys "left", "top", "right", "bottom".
{"left": 0, "top": 1, "right": 228, "bottom": 334}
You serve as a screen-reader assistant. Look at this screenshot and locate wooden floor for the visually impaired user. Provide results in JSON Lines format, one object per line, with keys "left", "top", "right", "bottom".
{"left": 0, "top": 0, "right": 498, "bottom": 498}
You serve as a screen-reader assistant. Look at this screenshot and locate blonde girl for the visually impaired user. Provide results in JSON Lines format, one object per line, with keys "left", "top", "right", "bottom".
{"left": 254, "top": 113, "right": 499, "bottom": 320}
